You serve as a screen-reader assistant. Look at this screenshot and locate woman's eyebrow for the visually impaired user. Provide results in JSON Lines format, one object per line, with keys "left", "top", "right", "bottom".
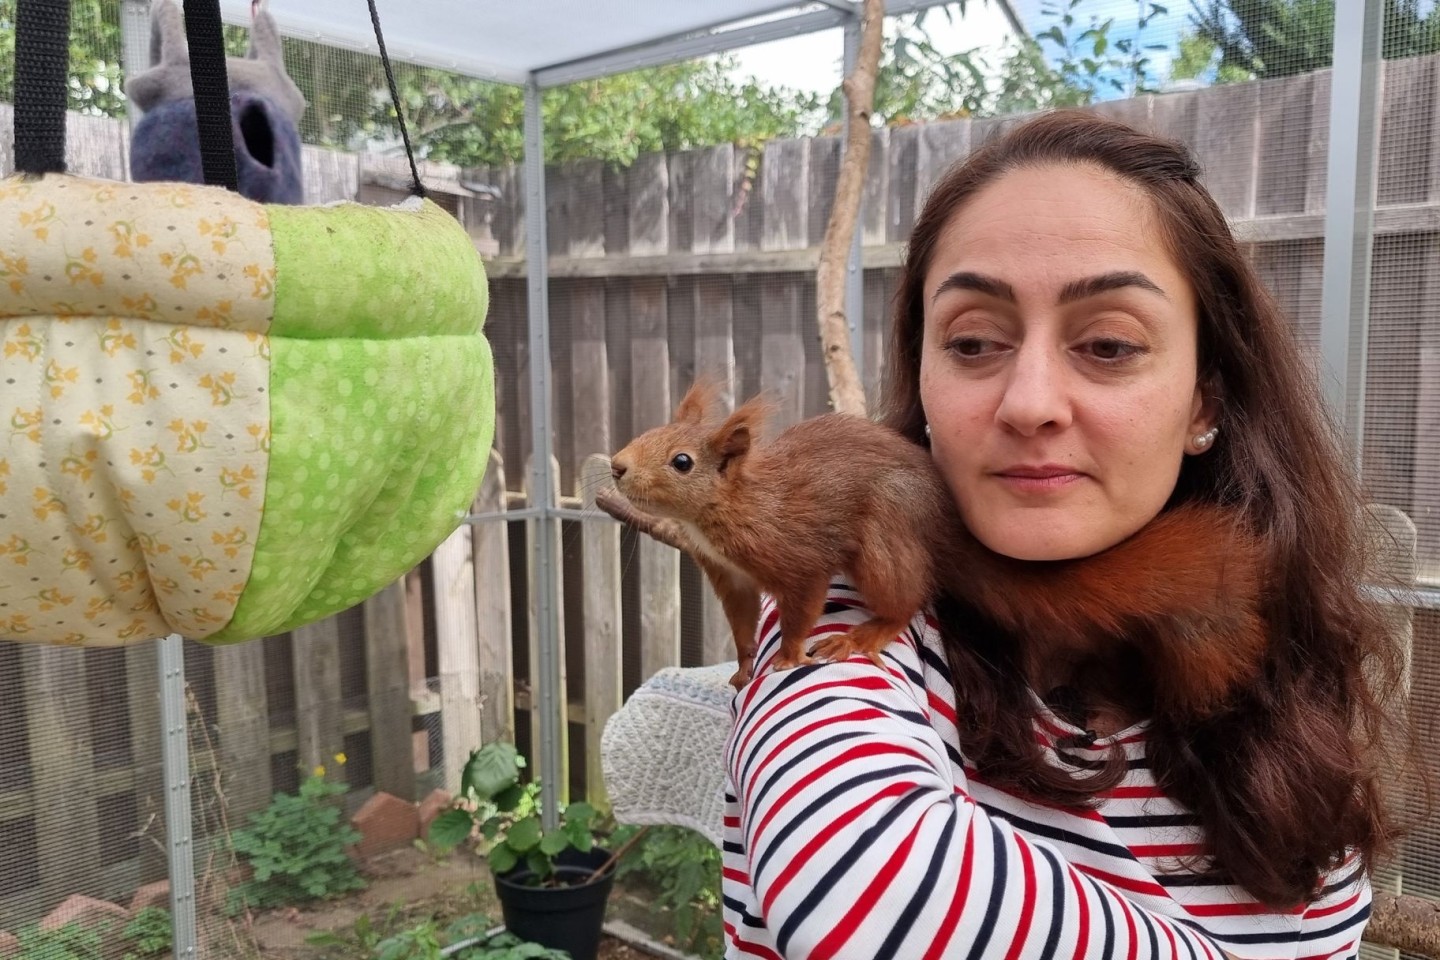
{"left": 930, "top": 270, "right": 1168, "bottom": 305}
{"left": 931, "top": 271, "right": 1016, "bottom": 304}
{"left": 1058, "top": 271, "right": 1168, "bottom": 303}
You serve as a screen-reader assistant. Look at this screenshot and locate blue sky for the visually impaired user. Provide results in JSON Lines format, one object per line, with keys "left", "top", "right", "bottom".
{"left": 734, "top": 0, "right": 1200, "bottom": 98}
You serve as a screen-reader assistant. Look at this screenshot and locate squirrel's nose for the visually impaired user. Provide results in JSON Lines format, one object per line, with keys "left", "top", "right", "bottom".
{"left": 611, "top": 462, "right": 627, "bottom": 481}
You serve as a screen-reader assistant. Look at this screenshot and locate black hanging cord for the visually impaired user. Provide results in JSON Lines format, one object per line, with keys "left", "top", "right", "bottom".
{"left": 183, "top": 0, "right": 239, "bottom": 191}
{"left": 366, "top": 0, "right": 427, "bottom": 198}
{"left": 13, "top": 0, "right": 71, "bottom": 175}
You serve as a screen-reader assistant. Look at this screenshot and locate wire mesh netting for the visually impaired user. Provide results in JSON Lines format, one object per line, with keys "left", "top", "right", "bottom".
{"left": 2, "top": 0, "right": 1439, "bottom": 957}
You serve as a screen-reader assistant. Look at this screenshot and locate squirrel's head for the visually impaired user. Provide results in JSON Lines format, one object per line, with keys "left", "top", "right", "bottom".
{"left": 609, "top": 380, "right": 772, "bottom": 521}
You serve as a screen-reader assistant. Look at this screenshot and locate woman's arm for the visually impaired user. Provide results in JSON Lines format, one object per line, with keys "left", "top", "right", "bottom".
{"left": 728, "top": 590, "right": 1237, "bottom": 960}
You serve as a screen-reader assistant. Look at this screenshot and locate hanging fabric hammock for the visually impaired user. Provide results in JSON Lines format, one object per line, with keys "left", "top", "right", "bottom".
{"left": 0, "top": 0, "right": 496, "bottom": 647}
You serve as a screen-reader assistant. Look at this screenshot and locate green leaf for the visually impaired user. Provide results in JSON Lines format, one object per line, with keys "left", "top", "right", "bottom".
{"left": 539, "top": 830, "right": 571, "bottom": 856}
{"left": 462, "top": 743, "right": 520, "bottom": 800}
{"left": 489, "top": 843, "right": 520, "bottom": 875}
{"left": 562, "top": 801, "right": 596, "bottom": 825}
{"left": 492, "top": 784, "right": 526, "bottom": 813}
{"left": 506, "top": 817, "right": 542, "bottom": 853}
{"left": 566, "top": 823, "right": 594, "bottom": 853}
{"left": 427, "top": 809, "right": 475, "bottom": 851}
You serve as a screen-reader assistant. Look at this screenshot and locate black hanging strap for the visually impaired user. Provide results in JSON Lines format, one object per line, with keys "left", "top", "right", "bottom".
{"left": 13, "top": 0, "right": 71, "bottom": 175}
{"left": 182, "top": 0, "right": 239, "bottom": 191}
{"left": 367, "top": 0, "right": 426, "bottom": 198}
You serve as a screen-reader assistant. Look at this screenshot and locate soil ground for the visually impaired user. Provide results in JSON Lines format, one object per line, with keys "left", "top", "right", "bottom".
{"left": 201, "top": 846, "right": 681, "bottom": 960}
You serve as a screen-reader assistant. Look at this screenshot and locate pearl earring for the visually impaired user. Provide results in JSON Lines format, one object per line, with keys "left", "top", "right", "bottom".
{"left": 924, "top": 423, "right": 932, "bottom": 440}
{"left": 1193, "top": 426, "right": 1219, "bottom": 449}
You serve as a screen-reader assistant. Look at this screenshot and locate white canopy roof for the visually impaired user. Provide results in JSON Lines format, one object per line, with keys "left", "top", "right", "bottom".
{"left": 218, "top": 0, "right": 980, "bottom": 87}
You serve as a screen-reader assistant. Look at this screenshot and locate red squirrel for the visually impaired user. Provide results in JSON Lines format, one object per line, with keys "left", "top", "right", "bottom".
{"left": 610, "top": 381, "right": 947, "bottom": 686}
{"left": 610, "top": 379, "right": 1268, "bottom": 712}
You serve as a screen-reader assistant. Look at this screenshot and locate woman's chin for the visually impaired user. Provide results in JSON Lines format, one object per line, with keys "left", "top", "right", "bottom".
{"left": 967, "top": 515, "right": 1129, "bottom": 562}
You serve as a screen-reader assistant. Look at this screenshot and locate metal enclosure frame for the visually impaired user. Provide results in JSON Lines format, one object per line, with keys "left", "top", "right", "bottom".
{"left": 108, "top": 0, "right": 1391, "bottom": 949}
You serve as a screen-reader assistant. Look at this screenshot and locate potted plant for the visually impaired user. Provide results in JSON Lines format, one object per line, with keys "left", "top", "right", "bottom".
{"left": 428, "top": 742, "right": 618, "bottom": 960}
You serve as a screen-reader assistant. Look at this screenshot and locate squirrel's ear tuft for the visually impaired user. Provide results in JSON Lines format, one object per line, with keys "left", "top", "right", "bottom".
{"left": 676, "top": 379, "right": 715, "bottom": 424}
{"left": 711, "top": 396, "right": 772, "bottom": 470}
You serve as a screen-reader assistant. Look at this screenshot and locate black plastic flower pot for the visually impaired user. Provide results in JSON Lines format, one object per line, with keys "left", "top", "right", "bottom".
{"left": 492, "top": 846, "right": 615, "bottom": 960}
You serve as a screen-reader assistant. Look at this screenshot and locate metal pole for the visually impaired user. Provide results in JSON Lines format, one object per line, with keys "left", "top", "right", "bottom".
{"left": 1318, "top": 0, "right": 1384, "bottom": 465}
{"left": 158, "top": 635, "right": 198, "bottom": 958}
{"left": 842, "top": 15, "right": 866, "bottom": 405}
{"left": 523, "top": 78, "right": 563, "bottom": 831}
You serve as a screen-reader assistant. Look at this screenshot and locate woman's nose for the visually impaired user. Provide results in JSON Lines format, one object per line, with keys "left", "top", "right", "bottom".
{"left": 995, "top": 342, "right": 1072, "bottom": 436}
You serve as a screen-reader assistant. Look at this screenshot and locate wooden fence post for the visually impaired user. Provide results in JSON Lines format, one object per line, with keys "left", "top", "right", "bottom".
{"left": 362, "top": 580, "right": 416, "bottom": 799}
{"left": 291, "top": 619, "right": 345, "bottom": 784}
{"left": 433, "top": 519, "right": 483, "bottom": 796}
{"left": 473, "top": 451, "right": 514, "bottom": 747}
{"left": 580, "top": 456, "right": 623, "bottom": 809}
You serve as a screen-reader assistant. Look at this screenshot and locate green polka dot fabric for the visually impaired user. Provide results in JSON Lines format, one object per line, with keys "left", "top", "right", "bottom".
{"left": 208, "top": 333, "right": 494, "bottom": 642}
{"left": 267, "top": 198, "right": 488, "bottom": 340}
{"left": 205, "top": 197, "right": 495, "bottom": 644}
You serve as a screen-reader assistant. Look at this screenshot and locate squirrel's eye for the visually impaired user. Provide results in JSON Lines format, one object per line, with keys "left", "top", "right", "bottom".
{"left": 670, "top": 453, "right": 694, "bottom": 473}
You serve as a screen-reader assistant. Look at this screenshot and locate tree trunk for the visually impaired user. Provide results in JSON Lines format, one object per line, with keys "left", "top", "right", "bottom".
{"left": 815, "top": 0, "right": 884, "bottom": 417}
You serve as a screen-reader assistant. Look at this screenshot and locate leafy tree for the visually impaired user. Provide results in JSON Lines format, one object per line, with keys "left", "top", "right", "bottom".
{"left": 0, "top": 0, "right": 124, "bottom": 116}
{"left": 1189, "top": 0, "right": 1440, "bottom": 81}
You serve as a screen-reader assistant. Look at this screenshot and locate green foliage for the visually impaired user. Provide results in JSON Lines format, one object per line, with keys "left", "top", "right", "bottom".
{"left": 1190, "top": 0, "right": 1440, "bottom": 81}
{"left": 1032, "top": 0, "right": 1175, "bottom": 99}
{"left": 612, "top": 825, "right": 723, "bottom": 960}
{"left": 428, "top": 742, "right": 602, "bottom": 887}
{"left": 13, "top": 922, "right": 106, "bottom": 960}
{"left": 452, "top": 930, "right": 573, "bottom": 960}
{"left": 120, "top": 907, "right": 172, "bottom": 960}
{"left": 227, "top": 770, "right": 366, "bottom": 912}
{"left": 308, "top": 910, "right": 569, "bottom": 960}
{"left": 0, "top": 0, "right": 124, "bottom": 116}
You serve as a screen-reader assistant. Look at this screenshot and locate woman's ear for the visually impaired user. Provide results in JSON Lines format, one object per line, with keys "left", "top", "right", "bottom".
{"left": 1185, "top": 377, "right": 1223, "bottom": 455}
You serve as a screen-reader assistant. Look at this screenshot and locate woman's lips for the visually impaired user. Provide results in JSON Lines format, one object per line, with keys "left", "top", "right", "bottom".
{"left": 991, "top": 464, "right": 1086, "bottom": 493}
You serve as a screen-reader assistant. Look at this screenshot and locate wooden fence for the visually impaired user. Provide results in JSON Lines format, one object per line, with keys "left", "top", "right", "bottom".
{"left": 3, "top": 51, "right": 1440, "bottom": 928}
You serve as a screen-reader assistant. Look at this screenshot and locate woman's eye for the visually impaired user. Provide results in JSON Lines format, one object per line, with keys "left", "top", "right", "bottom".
{"left": 1081, "top": 338, "right": 1143, "bottom": 362}
{"left": 945, "top": 336, "right": 994, "bottom": 358}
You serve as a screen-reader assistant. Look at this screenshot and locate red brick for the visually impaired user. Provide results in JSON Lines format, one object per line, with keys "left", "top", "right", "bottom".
{"left": 39, "top": 894, "right": 128, "bottom": 934}
{"left": 350, "top": 791, "right": 420, "bottom": 859}
{"left": 129, "top": 880, "right": 170, "bottom": 912}
{"left": 417, "top": 788, "right": 453, "bottom": 836}
{"left": 0, "top": 930, "right": 18, "bottom": 959}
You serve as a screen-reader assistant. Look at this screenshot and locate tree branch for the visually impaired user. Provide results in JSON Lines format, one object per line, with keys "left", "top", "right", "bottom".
{"left": 1365, "top": 891, "right": 1440, "bottom": 957}
{"left": 815, "top": 0, "right": 884, "bottom": 418}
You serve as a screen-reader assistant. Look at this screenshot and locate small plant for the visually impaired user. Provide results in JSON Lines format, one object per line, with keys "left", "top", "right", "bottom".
{"left": 308, "top": 911, "right": 569, "bottom": 960}
{"left": 13, "top": 921, "right": 106, "bottom": 960}
{"left": 428, "top": 742, "right": 600, "bottom": 886}
{"left": 451, "top": 930, "right": 572, "bottom": 960}
{"left": 227, "top": 760, "right": 366, "bottom": 912}
{"left": 613, "top": 824, "right": 724, "bottom": 960}
{"left": 120, "top": 907, "right": 172, "bottom": 960}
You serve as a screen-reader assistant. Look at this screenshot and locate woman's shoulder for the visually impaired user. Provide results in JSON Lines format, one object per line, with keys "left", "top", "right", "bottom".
{"left": 757, "top": 577, "right": 937, "bottom": 651}
{"left": 745, "top": 578, "right": 954, "bottom": 699}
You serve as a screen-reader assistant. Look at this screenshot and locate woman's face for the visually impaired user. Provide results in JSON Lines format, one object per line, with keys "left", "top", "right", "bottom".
{"left": 920, "top": 162, "right": 1216, "bottom": 561}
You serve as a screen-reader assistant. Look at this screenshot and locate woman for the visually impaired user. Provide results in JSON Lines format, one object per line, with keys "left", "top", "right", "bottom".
{"left": 722, "top": 110, "right": 1407, "bottom": 960}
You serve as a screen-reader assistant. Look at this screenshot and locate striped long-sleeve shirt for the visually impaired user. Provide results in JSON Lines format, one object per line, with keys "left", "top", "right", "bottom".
{"left": 723, "top": 581, "right": 1371, "bottom": 960}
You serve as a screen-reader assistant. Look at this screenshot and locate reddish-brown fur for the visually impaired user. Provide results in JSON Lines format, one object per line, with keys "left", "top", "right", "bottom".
{"left": 611, "top": 379, "right": 1269, "bottom": 710}
{"left": 610, "top": 379, "right": 951, "bottom": 686}
{"left": 945, "top": 503, "right": 1269, "bottom": 719}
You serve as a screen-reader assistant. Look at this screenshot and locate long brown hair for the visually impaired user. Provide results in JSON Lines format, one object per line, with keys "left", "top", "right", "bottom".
{"left": 882, "top": 109, "right": 1413, "bottom": 907}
